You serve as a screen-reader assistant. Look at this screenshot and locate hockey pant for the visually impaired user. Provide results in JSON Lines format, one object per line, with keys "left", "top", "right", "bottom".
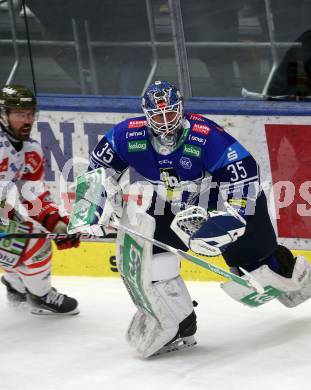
{"left": 0, "top": 221, "right": 52, "bottom": 297}
{"left": 116, "top": 211, "right": 195, "bottom": 358}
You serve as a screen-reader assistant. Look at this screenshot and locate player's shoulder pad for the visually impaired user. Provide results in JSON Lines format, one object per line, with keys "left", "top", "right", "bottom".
{"left": 109, "top": 115, "right": 148, "bottom": 149}
{"left": 0, "top": 127, "right": 11, "bottom": 148}
{"left": 115, "top": 115, "right": 148, "bottom": 139}
{"left": 23, "top": 137, "right": 44, "bottom": 156}
{"left": 185, "top": 112, "right": 226, "bottom": 146}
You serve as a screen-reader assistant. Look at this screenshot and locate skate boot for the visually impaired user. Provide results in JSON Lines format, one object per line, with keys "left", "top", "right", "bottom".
{"left": 27, "top": 287, "right": 79, "bottom": 315}
{"left": 1, "top": 275, "right": 27, "bottom": 305}
{"left": 152, "top": 310, "right": 197, "bottom": 357}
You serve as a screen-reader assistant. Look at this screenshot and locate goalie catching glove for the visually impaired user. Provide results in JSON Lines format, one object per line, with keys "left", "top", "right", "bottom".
{"left": 171, "top": 204, "right": 246, "bottom": 256}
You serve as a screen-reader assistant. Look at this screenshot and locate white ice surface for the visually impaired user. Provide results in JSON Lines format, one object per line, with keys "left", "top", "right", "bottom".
{"left": 1, "top": 276, "right": 311, "bottom": 390}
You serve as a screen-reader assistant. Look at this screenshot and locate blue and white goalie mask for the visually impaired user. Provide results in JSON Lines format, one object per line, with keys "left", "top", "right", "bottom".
{"left": 142, "top": 81, "right": 184, "bottom": 148}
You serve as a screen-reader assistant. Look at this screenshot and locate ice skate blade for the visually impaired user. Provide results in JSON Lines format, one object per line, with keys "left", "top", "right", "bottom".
{"left": 30, "top": 307, "right": 80, "bottom": 316}
{"left": 150, "top": 336, "right": 197, "bottom": 358}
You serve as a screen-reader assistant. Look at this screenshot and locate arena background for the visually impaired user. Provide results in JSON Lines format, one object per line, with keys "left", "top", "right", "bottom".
{"left": 32, "top": 96, "right": 311, "bottom": 281}
{"left": 1, "top": 0, "right": 311, "bottom": 281}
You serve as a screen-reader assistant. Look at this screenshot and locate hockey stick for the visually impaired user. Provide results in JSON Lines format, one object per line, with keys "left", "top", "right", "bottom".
{"left": 112, "top": 222, "right": 264, "bottom": 294}
{"left": 0, "top": 231, "right": 117, "bottom": 242}
{"left": 0, "top": 224, "right": 264, "bottom": 292}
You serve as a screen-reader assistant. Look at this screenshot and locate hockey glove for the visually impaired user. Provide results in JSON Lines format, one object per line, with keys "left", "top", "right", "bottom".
{"left": 171, "top": 205, "right": 246, "bottom": 256}
{"left": 189, "top": 208, "right": 246, "bottom": 256}
{"left": 45, "top": 214, "right": 80, "bottom": 250}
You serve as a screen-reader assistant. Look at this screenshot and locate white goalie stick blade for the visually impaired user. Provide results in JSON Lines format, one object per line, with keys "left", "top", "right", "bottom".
{"left": 150, "top": 336, "right": 197, "bottom": 358}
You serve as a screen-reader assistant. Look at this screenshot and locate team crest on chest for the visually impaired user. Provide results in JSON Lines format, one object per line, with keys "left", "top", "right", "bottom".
{"left": 160, "top": 167, "right": 182, "bottom": 201}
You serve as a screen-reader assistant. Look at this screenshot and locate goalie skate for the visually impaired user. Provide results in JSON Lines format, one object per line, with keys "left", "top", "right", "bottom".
{"left": 150, "top": 335, "right": 197, "bottom": 357}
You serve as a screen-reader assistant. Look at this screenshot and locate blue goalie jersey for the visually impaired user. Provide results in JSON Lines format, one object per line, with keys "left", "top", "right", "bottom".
{"left": 89, "top": 113, "right": 277, "bottom": 266}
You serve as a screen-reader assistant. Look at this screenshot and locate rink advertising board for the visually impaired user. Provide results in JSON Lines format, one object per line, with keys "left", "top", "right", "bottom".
{"left": 25, "top": 98, "right": 311, "bottom": 280}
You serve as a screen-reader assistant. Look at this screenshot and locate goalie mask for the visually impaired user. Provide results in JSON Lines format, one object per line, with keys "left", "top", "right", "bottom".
{"left": 142, "top": 81, "right": 184, "bottom": 148}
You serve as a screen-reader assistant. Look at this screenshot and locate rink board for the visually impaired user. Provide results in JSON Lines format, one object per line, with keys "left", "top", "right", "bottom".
{"left": 30, "top": 100, "right": 311, "bottom": 251}
{"left": 2, "top": 97, "right": 311, "bottom": 280}
{"left": 51, "top": 242, "right": 311, "bottom": 281}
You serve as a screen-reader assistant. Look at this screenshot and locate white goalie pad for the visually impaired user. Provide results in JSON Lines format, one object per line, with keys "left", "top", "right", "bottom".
{"left": 152, "top": 252, "right": 180, "bottom": 281}
{"left": 116, "top": 208, "right": 194, "bottom": 358}
{"left": 222, "top": 256, "right": 311, "bottom": 307}
{"left": 277, "top": 256, "right": 311, "bottom": 307}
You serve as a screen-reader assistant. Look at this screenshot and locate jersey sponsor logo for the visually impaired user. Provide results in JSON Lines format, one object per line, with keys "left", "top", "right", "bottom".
{"left": 25, "top": 151, "right": 42, "bottom": 172}
{"left": 0, "top": 251, "right": 20, "bottom": 267}
{"left": 192, "top": 123, "right": 211, "bottom": 135}
{"left": 158, "top": 159, "right": 173, "bottom": 165}
{"left": 128, "top": 140, "right": 148, "bottom": 152}
{"left": 227, "top": 147, "right": 238, "bottom": 161}
{"left": 189, "top": 113, "right": 205, "bottom": 122}
{"left": 183, "top": 144, "right": 201, "bottom": 158}
{"left": 126, "top": 129, "right": 146, "bottom": 138}
{"left": 128, "top": 120, "right": 147, "bottom": 129}
{"left": 179, "top": 156, "right": 192, "bottom": 170}
{"left": 189, "top": 134, "right": 206, "bottom": 145}
{"left": 31, "top": 242, "right": 51, "bottom": 263}
{"left": 0, "top": 157, "right": 8, "bottom": 172}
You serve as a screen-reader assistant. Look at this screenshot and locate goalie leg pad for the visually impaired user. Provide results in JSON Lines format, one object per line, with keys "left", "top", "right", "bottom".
{"left": 276, "top": 256, "right": 311, "bottom": 307}
{"left": 152, "top": 252, "right": 180, "bottom": 282}
{"left": 126, "top": 276, "right": 196, "bottom": 358}
{"left": 222, "top": 256, "right": 311, "bottom": 307}
{"left": 117, "top": 210, "right": 195, "bottom": 358}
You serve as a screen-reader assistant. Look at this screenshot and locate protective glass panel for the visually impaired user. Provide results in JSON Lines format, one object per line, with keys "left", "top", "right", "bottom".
{"left": 15, "top": 0, "right": 179, "bottom": 95}
{"left": 181, "top": 0, "right": 311, "bottom": 98}
{"left": 2, "top": 0, "right": 311, "bottom": 97}
{"left": 0, "top": 0, "right": 34, "bottom": 89}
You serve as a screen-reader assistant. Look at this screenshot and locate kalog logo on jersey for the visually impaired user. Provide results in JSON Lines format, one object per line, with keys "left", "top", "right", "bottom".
{"left": 127, "top": 140, "right": 148, "bottom": 152}
{"left": 183, "top": 144, "right": 202, "bottom": 158}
